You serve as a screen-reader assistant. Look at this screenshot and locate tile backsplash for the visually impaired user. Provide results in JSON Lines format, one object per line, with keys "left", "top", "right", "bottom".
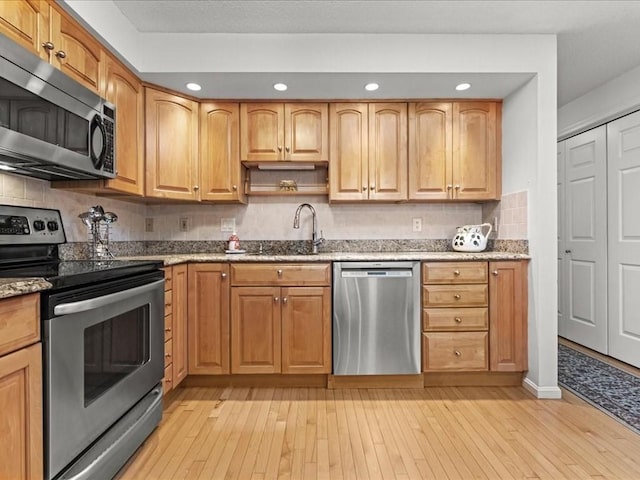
{"left": 1, "top": 172, "right": 528, "bottom": 245}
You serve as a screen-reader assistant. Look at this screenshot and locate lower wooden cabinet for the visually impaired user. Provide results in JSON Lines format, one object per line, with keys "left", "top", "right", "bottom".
{"left": 162, "top": 265, "right": 188, "bottom": 394}
{"left": 188, "top": 263, "right": 231, "bottom": 374}
{"left": 0, "top": 342, "right": 43, "bottom": 480}
{"left": 230, "top": 263, "right": 332, "bottom": 375}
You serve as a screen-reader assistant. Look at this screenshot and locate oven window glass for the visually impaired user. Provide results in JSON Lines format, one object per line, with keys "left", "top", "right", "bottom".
{"left": 84, "top": 305, "right": 150, "bottom": 406}
{"left": 0, "top": 77, "right": 89, "bottom": 155}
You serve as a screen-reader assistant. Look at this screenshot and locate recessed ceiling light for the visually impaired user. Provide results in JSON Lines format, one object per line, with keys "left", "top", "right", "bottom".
{"left": 364, "top": 83, "right": 379, "bottom": 91}
{"left": 185, "top": 82, "right": 202, "bottom": 91}
{"left": 273, "top": 83, "right": 288, "bottom": 91}
{"left": 0, "top": 164, "right": 16, "bottom": 171}
{"left": 455, "top": 83, "right": 471, "bottom": 91}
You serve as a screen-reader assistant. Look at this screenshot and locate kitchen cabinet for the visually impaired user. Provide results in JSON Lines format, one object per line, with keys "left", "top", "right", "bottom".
{"left": 188, "top": 263, "right": 231, "bottom": 375}
{"left": 162, "top": 267, "right": 173, "bottom": 394}
{"left": 230, "top": 263, "right": 332, "bottom": 374}
{"left": 0, "top": 293, "right": 43, "bottom": 480}
{"left": 145, "top": 87, "right": 200, "bottom": 201}
{"left": 409, "top": 101, "right": 501, "bottom": 201}
{"left": 172, "top": 264, "right": 188, "bottom": 385}
{"left": 200, "top": 103, "right": 246, "bottom": 202}
{"left": 0, "top": 1, "right": 104, "bottom": 94}
{"left": 240, "top": 103, "right": 328, "bottom": 163}
{"left": 422, "top": 262, "right": 489, "bottom": 371}
{"left": 489, "top": 261, "right": 528, "bottom": 372}
{"left": 329, "top": 102, "right": 407, "bottom": 201}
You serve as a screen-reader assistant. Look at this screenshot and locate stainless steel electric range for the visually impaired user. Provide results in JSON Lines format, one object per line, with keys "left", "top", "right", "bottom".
{"left": 0, "top": 205, "right": 165, "bottom": 480}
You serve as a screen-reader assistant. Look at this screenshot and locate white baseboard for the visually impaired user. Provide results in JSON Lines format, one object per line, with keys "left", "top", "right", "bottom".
{"left": 522, "top": 376, "right": 563, "bottom": 399}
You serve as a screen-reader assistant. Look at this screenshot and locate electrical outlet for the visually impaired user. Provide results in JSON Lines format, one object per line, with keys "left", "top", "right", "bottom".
{"left": 145, "top": 218, "right": 154, "bottom": 233}
{"left": 179, "top": 217, "right": 190, "bottom": 232}
{"left": 221, "top": 218, "right": 235, "bottom": 232}
{"left": 412, "top": 217, "right": 422, "bottom": 232}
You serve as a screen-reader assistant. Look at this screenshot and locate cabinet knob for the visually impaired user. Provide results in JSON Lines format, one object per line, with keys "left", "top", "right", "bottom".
{"left": 55, "top": 50, "right": 67, "bottom": 59}
{"left": 453, "top": 270, "right": 460, "bottom": 276}
{"left": 42, "top": 41, "right": 55, "bottom": 51}
{"left": 370, "top": 184, "right": 376, "bottom": 190}
{"left": 232, "top": 185, "right": 237, "bottom": 191}
{"left": 165, "top": 327, "right": 172, "bottom": 332}
{"left": 454, "top": 350, "right": 462, "bottom": 357}
{"left": 362, "top": 186, "right": 368, "bottom": 191}
{"left": 278, "top": 146, "right": 283, "bottom": 152}
{"left": 165, "top": 353, "right": 171, "bottom": 358}
{"left": 285, "top": 146, "right": 290, "bottom": 153}
{"left": 454, "top": 185, "right": 460, "bottom": 190}
{"left": 454, "top": 294, "right": 461, "bottom": 300}
{"left": 283, "top": 297, "right": 288, "bottom": 304}
{"left": 166, "top": 379, "right": 172, "bottom": 384}
{"left": 565, "top": 249, "right": 572, "bottom": 254}
{"left": 193, "top": 185, "right": 200, "bottom": 191}
{"left": 221, "top": 272, "right": 227, "bottom": 278}
{"left": 446, "top": 184, "right": 453, "bottom": 190}
{"left": 274, "top": 296, "right": 279, "bottom": 303}
{"left": 277, "top": 269, "right": 283, "bottom": 276}
{"left": 455, "top": 317, "right": 462, "bottom": 323}
{"left": 492, "top": 270, "right": 499, "bottom": 276}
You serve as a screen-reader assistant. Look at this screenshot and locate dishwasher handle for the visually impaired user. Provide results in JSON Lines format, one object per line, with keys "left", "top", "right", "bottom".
{"left": 341, "top": 269, "right": 413, "bottom": 278}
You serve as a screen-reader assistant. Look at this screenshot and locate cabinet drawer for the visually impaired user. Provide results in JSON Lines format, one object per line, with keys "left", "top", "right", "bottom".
{"left": 164, "top": 289, "right": 173, "bottom": 316}
{"left": 164, "top": 313, "right": 173, "bottom": 341}
{"left": 423, "top": 308, "right": 488, "bottom": 331}
{"left": 423, "top": 262, "right": 487, "bottom": 284}
{"left": 163, "top": 267, "right": 173, "bottom": 291}
{"left": 231, "top": 263, "right": 331, "bottom": 286}
{"left": 163, "top": 365, "right": 173, "bottom": 394}
{"left": 422, "top": 332, "right": 488, "bottom": 371}
{"left": 164, "top": 338, "right": 173, "bottom": 368}
{"left": 0, "top": 293, "right": 40, "bottom": 357}
{"left": 423, "top": 285, "right": 488, "bottom": 307}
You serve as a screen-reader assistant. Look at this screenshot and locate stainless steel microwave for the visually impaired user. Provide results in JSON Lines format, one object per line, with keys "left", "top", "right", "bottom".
{"left": 0, "top": 33, "right": 116, "bottom": 181}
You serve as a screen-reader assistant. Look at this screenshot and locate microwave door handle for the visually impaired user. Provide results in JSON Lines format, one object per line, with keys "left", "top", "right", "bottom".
{"left": 89, "top": 114, "right": 106, "bottom": 169}
{"left": 53, "top": 279, "right": 164, "bottom": 316}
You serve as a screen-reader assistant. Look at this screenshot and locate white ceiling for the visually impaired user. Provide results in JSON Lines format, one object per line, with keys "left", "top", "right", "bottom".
{"left": 64, "top": 1, "right": 640, "bottom": 106}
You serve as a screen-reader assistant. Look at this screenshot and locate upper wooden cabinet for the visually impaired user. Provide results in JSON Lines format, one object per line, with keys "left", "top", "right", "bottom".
{"left": 102, "top": 56, "right": 144, "bottom": 195}
{"left": 145, "top": 87, "right": 199, "bottom": 201}
{"left": 0, "top": 0, "right": 51, "bottom": 61}
{"left": 200, "top": 103, "right": 246, "bottom": 203}
{"left": 240, "top": 103, "right": 328, "bottom": 163}
{"left": 410, "top": 101, "right": 501, "bottom": 201}
{"left": 0, "top": 2, "right": 105, "bottom": 94}
{"left": 330, "top": 103, "right": 407, "bottom": 202}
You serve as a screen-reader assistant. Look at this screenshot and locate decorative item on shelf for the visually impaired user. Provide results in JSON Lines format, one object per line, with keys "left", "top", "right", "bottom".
{"left": 227, "top": 231, "right": 240, "bottom": 251}
{"left": 78, "top": 205, "right": 117, "bottom": 259}
{"left": 452, "top": 223, "right": 492, "bottom": 252}
{"left": 279, "top": 179, "right": 298, "bottom": 192}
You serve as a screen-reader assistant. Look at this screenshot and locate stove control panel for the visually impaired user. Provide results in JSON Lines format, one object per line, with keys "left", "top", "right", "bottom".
{"left": 0, "top": 206, "right": 66, "bottom": 245}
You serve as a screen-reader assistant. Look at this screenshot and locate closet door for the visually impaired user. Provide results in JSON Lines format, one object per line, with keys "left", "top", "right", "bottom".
{"left": 562, "top": 126, "right": 608, "bottom": 353}
{"left": 557, "top": 141, "right": 567, "bottom": 337}
{"left": 607, "top": 111, "right": 640, "bottom": 367}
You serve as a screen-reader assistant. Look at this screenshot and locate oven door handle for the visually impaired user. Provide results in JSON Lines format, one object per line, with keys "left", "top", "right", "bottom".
{"left": 53, "top": 279, "right": 164, "bottom": 316}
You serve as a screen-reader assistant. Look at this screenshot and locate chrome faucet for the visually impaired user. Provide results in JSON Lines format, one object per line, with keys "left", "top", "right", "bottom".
{"left": 293, "top": 203, "right": 325, "bottom": 254}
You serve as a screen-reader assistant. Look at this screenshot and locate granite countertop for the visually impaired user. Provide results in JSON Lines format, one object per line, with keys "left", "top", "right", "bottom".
{"left": 0, "top": 278, "right": 53, "bottom": 300}
{"left": 0, "top": 251, "right": 529, "bottom": 298}
{"left": 121, "top": 250, "right": 531, "bottom": 267}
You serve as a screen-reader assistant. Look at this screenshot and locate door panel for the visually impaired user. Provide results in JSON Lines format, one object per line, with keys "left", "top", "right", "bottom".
{"left": 557, "top": 141, "right": 567, "bottom": 337}
{"left": 562, "top": 126, "right": 607, "bottom": 353}
{"left": 608, "top": 111, "right": 640, "bottom": 367}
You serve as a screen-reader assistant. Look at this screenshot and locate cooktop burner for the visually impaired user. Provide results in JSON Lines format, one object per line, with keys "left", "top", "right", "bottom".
{"left": 0, "top": 205, "right": 162, "bottom": 290}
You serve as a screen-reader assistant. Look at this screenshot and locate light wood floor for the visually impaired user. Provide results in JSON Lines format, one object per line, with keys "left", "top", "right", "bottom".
{"left": 117, "top": 383, "right": 640, "bottom": 480}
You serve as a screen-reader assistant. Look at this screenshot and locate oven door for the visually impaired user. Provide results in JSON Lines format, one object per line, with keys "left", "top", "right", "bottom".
{"left": 43, "top": 273, "right": 164, "bottom": 480}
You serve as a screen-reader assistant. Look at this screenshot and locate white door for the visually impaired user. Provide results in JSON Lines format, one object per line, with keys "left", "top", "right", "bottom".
{"left": 607, "top": 111, "right": 640, "bottom": 367}
{"left": 562, "top": 126, "right": 608, "bottom": 353}
{"left": 557, "top": 140, "right": 567, "bottom": 337}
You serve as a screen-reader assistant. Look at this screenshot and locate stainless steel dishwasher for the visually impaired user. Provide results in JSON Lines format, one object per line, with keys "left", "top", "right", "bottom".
{"left": 333, "top": 261, "right": 421, "bottom": 375}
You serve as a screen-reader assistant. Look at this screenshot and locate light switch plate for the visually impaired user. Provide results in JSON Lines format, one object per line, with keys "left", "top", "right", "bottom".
{"left": 221, "top": 218, "right": 235, "bottom": 232}
{"left": 145, "top": 218, "right": 154, "bottom": 233}
{"left": 412, "top": 217, "right": 422, "bottom": 232}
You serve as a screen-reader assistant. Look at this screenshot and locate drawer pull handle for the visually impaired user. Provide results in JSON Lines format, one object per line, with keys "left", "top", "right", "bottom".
{"left": 455, "top": 317, "right": 462, "bottom": 323}
{"left": 453, "top": 270, "right": 460, "bottom": 276}
{"left": 221, "top": 272, "right": 227, "bottom": 278}
{"left": 165, "top": 328, "right": 172, "bottom": 332}
{"left": 454, "top": 294, "right": 461, "bottom": 300}
{"left": 274, "top": 296, "right": 279, "bottom": 303}
{"left": 454, "top": 350, "right": 462, "bottom": 357}
{"left": 42, "top": 41, "right": 55, "bottom": 51}
{"left": 165, "top": 353, "right": 171, "bottom": 358}
{"left": 277, "top": 269, "right": 283, "bottom": 276}
{"left": 283, "top": 297, "right": 288, "bottom": 304}
{"left": 492, "top": 270, "right": 499, "bottom": 276}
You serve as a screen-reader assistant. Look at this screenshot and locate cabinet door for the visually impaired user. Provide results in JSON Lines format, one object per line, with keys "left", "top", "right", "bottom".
{"left": 49, "top": 8, "right": 104, "bottom": 94}
{"left": 0, "top": 343, "right": 43, "bottom": 480}
{"left": 281, "top": 287, "right": 331, "bottom": 374}
{"left": 329, "top": 103, "right": 369, "bottom": 201}
{"left": 231, "top": 287, "right": 281, "bottom": 374}
{"left": 409, "top": 102, "right": 452, "bottom": 200}
{"left": 452, "top": 102, "right": 500, "bottom": 201}
{"left": 0, "top": 0, "right": 50, "bottom": 60}
{"left": 200, "top": 103, "right": 246, "bottom": 202}
{"left": 103, "top": 56, "right": 144, "bottom": 195}
{"left": 240, "top": 103, "right": 284, "bottom": 162}
{"left": 172, "top": 264, "right": 188, "bottom": 385}
{"left": 188, "top": 264, "right": 230, "bottom": 375}
{"left": 145, "top": 88, "right": 199, "bottom": 200}
{"left": 368, "top": 103, "right": 408, "bottom": 201}
{"left": 284, "top": 103, "right": 328, "bottom": 162}
{"left": 489, "top": 261, "right": 528, "bottom": 372}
